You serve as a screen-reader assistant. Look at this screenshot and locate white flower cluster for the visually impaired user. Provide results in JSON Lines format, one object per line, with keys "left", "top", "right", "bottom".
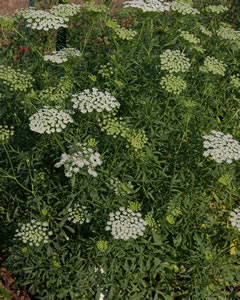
{"left": 170, "top": 0, "right": 200, "bottom": 15}
{"left": 24, "top": 10, "right": 69, "bottom": 31}
{"left": 71, "top": 88, "right": 120, "bottom": 113}
{"left": 230, "top": 74, "right": 240, "bottom": 90}
{"left": 217, "top": 26, "right": 240, "bottom": 43}
{"left": 29, "top": 106, "right": 73, "bottom": 134}
{"left": 160, "top": 74, "right": 187, "bottom": 95}
{"left": 44, "top": 48, "right": 81, "bottom": 64}
{"left": 55, "top": 143, "right": 102, "bottom": 177}
{"left": 198, "top": 24, "right": 212, "bottom": 37}
{"left": 50, "top": 4, "right": 81, "bottom": 18}
{"left": 15, "top": 220, "right": 53, "bottom": 247}
{"left": 0, "top": 125, "right": 14, "bottom": 144}
{"left": 199, "top": 56, "right": 227, "bottom": 76}
{"left": 114, "top": 26, "right": 137, "bottom": 40}
{"left": 110, "top": 177, "right": 134, "bottom": 195}
{"left": 105, "top": 207, "right": 147, "bottom": 240}
{"left": 68, "top": 204, "right": 90, "bottom": 224}
{"left": 203, "top": 130, "right": 240, "bottom": 163}
{"left": 230, "top": 208, "right": 240, "bottom": 231}
{"left": 160, "top": 49, "right": 191, "bottom": 73}
{"left": 206, "top": 5, "right": 228, "bottom": 14}
{"left": 179, "top": 30, "right": 200, "bottom": 45}
{"left": 123, "top": 0, "right": 171, "bottom": 13}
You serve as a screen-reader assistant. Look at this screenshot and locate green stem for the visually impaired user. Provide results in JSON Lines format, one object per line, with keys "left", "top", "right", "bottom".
{"left": 81, "top": 16, "right": 96, "bottom": 56}
{"left": 130, "top": 19, "right": 146, "bottom": 57}
{"left": 54, "top": 134, "right": 65, "bottom": 152}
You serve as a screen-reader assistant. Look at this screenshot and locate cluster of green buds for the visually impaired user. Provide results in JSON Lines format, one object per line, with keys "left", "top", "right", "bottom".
{"left": 178, "top": 30, "right": 200, "bottom": 45}
{"left": 205, "top": 5, "right": 228, "bottom": 14}
{"left": 68, "top": 204, "right": 91, "bottom": 224}
{"left": 230, "top": 74, "right": 240, "bottom": 90}
{"left": 98, "top": 63, "right": 114, "bottom": 79}
{"left": 198, "top": 24, "right": 212, "bottom": 37}
{"left": 110, "top": 177, "right": 134, "bottom": 196}
{"left": 0, "top": 65, "right": 34, "bottom": 92}
{"left": 97, "top": 240, "right": 108, "bottom": 252}
{"left": 160, "top": 74, "right": 187, "bottom": 95}
{"left": 166, "top": 200, "right": 182, "bottom": 224}
{"left": 82, "top": 3, "right": 108, "bottom": 14}
{"left": 106, "top": 19, "right": 137, "bottom": 40}
{"left": 144, "top": 212, "right": 159, "bottom": 231}
{"left": 199, "top": 56, "right": 227, "bottom": 76}
{"left": 128, "top": 201, "right": 141, "bottom": 212}
{"left": 0, "top": 125, "right": 14, "bottom": 144}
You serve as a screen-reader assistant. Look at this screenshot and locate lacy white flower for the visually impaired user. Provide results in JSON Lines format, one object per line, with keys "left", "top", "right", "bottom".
{"left": 206, "top": 5, "right": 228, "bottom": 14}
{"left": 15, "top": 219, "right": 53, "bottom": 247}
{"left": 123, "top": 0, "right": 171, "bottom": 13}
{"left": 160, "top": 50, "right": 191, "bottom": 73}
{"left": 202, "top": 130, "right": 240, "bottom": 163}
{"left": 170, "top": 0, "right": 200, "bottom": 15}
{"left": 0, "top": 65, "right": 34, "bottom": 92}
{"left": 199, "top": 56, "right": 227, "bottom": 76}
{"left": 105, "top": 207, "right": 147, "bottom": 240}
{"left": 179, "top": 30, "right": 200, "bottom": 45}
{"left": 230, "top": 74, "right": 240, "bottom": 90}
{"left": 55, "top": 143, "right": 102, "bottom": 177}
{"left": 198, "top": 24, "right": 212, "bottom": 37}
{"left": 29, "top": 106, "right": 73, "bottom": 134}
{"left": 50, "top": 3, "right": 81, "bottom": 17}
{"left": 0, "top": 125, "right": 14, "bottom": 144}
{"left": 230, "top": 208, "right": 240, "bottom": 231}
{"left": 68, "top": 204, "right": 90, "bottom": 224}
{"left": 71, "top": 88, "right": 120, "bottom": 113}
{"left": 160, "top": 74, "right": 187, "bottom": 94}
{"left": 44, "top": 48, "right": 81, "bottom": 64}
{"left": 217, "top": 26, "right": 240, "bottom": 43}
{"left": 110, "top": 177, "right": 134, "bottom": 195}
{"left": 24, "top": 10, "right": 69, "bottom": 31}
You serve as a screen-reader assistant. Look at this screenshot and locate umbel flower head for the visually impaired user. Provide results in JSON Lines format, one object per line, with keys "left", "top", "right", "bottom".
{"left": 24, "top": 10, "right": 69, "bottom": 31}
{"left": 230, "top": 208, "right": 240, "bottom": 232}
{"left": 105, "top": 207, "right": 147, "bottom": 240}
{"left": 206, "top": 5, "right": 228, "bottom": 14}
{"left": 202, "top": 130, "right": 240, "bottom": 164}
{"left": 29, "top": 106, "right": 73, "bottom": 134}
{"left": 15, "top": 220, "right": 53, "bottom": 247}
{"left": 110, "top": 177, "right": 134, "bottom": 195}
{"left": 230, "top": 74, "right": 240, "bottom": 90}
{"left": 178, "top": 30, "right": 200, "bottom": 45}
{"left": 71, "top": 88, "right": 120, "bottom": 113}
{"left": 44, "top": 48, "right": 81, "bottom": 64}
{"left": 198, "top": 24, "right": 212, "bottom": 37}
{"left": 123, "top": 0, "right": 171, "bottom": 13}
{"left": 50, "top": 3, "right": 81, "bottom": 18}
{"left": 0, "top": 125, "right": 14, "bottom": 144}
{"left": 217, "top": 26, "right": 240, "bottom": 43}
{"left": 160, "top": 74, "right": 187, "bottom": 95}
{"left": 55, "top": 143, "right": 102, "bottom": 177}
{"left": 68, "top": 204, "right": 90, "bottom": 224}
{"left": 159, "top": 50, "right": 191, "bottom": 73}
{"left": 199, "top": 56, "right": 227, "bottom": 76}
{"left": 170, "top": 0, "right": 200, "bottom": 15}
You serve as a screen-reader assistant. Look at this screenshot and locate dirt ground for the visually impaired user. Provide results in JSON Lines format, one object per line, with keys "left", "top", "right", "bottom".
{"left": 0, "top": 0, "right": 123, "bottom": 15}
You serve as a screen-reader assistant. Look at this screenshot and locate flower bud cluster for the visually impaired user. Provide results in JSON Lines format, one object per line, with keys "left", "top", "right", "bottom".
{"left": 71, "top": 88, "right": 120, "bottom": 113}
{"left": 230, "top": 74, "right": 240, "bottom": 90}
{"left": 97, "top": 240, "right": 108, "bottom": 252}
{"left": 0, "top": 65, "right": 34, "bottom": 92}
{"left": 105, "top": 207, "right": 147, "bottom": 240}
{"left": 230, "top": 208, "right": 240, "bottom": 232}
{"left": 0, "top": 125, "right": 14, "bottom": 144}
{"left": 217, "top": 26, "right": 240, "bottom": 43}
{"left": 82, "top": 3, "right": 107, "bottom": 14}
{"left": 98, "top": 63, "right": 114, "bottom": 79}
{"left": 24, "top": 10, "right": 69, "bottom": 30}
{"left": 29, "top": 106, "right": 73, "bottom": 134}
{"left": 159, "top": 50, "right": 191, "bottom": 73}
{"left": 44, "top": 48, "right": 81, "bottom": 64}
{"left": 203, "top": 130, "right": 240, "bottom": 163}
{"left": 206, "top": 5, "right": 228, "bottom": 14}
{"left": 55, "top": 143, "right": 102, "bottom": 177}
{"left": 50, "top": 4, "right": 81, "bottom": 18}
{"left": 160, "top": 74, "right": 187, "bottom": 95}
{"left": 123, "top": 0, "right": 171, "bottom": 13}
{"left": 170, "top": 0, "right": 200, "bottom": 15}
{"left": 191, "top": 45, "right": 205, "bottom": 53}
{"left": 114, "top": 26, "right": 137, "bottom": 40}
{"left": 68, "top": 204, "right": 90, "bottom": 224}
{"left": 144, "top": 212, "right": 159, "bottom": 231}
{"left": 110, "top": 177, "right": 134, "bottom": 195}
{"left": 15, "top": 220, "right": 53, "bottom": 247}
{"left": 198, "top": 24, "right": 212, "bottom": 37}
{"left": 179, "top": 30, "right": 200, "bottom": 45}
{"left": 199, "top": 56, "right": 226, "bottom": 76}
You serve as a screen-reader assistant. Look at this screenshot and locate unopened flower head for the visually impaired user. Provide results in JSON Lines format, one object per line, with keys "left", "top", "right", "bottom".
{"left": 97, "top": 240, "right": 108, "bottom": 252}
{"left": 110, "top": 177, "right": 134, "bottom": 195}
{"left": 114, "top": 26, "right": 137, "bottom": 40}
{"left": 170, "top": 0, "right": 200, "bottom": 15}
{"left": 55, "top": 143, "right": 102, "bottom": 177}
{"left": 0, "top": 65, "right": 34, "bottom": 92}
{"left": 198, "top": 24, "right": 212, "bottom": 37}
{"left": 29, "top": 106, "right": 73, "bottom": 134}
{"left": 230, "top": 208, "right": 240, "bottom": 231}
{"left": 71, "top": 88, "right": 120, "bottom": 113}
{"left": 0, "top": 125, "right": 14, "bottom": 144}
{"left": 217, "top": 26, "right": 240, "bottom": 43}
{"left": 206, "top": 5, "right": 228, "bottom": 14}
{"left": 105, "top": 207, "right": 147, "bottom": 240}
{"left": 44, "top": 48, "right": 81, "bottom": 64}
{"left": 160, "top": 74, "right": 187, "bottom": 95}
{"left": 98, "top": 63, "right": 114, "bottom": 79}
{"left": 15, "top": 219, "right": 53, "bottom": 247}
{"left": 230, "top": 74, "right": 240, "bottom": 90}
{"left": 199, "top": 56, "right": 227, "bottom": 76}
{"left": 123, "top": 0, "right": 171, "bottom": 13}
{"left": 203, "top": 130, "right": 240, "bottom": 163}
{"left": 82, "top": 3, "right": 107, "bottom": 14}
{"left": 68, "top": 204, "right": 90, "bottom": 224}
{"left": 24, "top": 10, "right": 69, "bottom": 31}
{"left": 160, "top": 50, "right": 191, "bottom": 73}
{"left": 50, "top": 3, "right": 81, "bottom": 17}
{"left": 179, "top": 30, "right": 200, "bottom": 45}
